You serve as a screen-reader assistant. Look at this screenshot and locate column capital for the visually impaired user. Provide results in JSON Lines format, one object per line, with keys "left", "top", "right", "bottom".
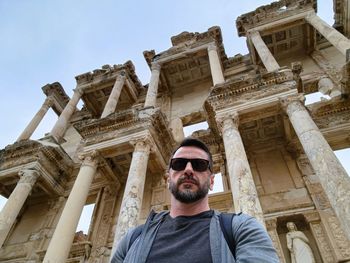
{"left": 18, "top": 169, "right": 40, "bottom": 186}
{"left": 215, "top": 112, "right": 239, "bottom": 132}
{"left": 265, "top": 218, "right": 278, "bottom": 230}
{"left": 279, "top": 93, "right": 305, "bottom": 112}
{"left": 130, "top": 135, "right": 154, "bottom": 153}
{"left": 78, "top": 150, "right": 100, "bottom": 168}
{"left": 304, "top": 211, "right": 321, "bottom": 223}
{"left": 44, "top": 97, "right": 55, "bottom": 108}
{"left": 116, "top": 70, "right": 126, "bottom": 80}
{"left": 151, "top": 62, "right": 161, "bottom": 71}
{"left": 207, "top": 43, "right": 218, "bottom": 52}
{"left": 74, "top": 87, "right": 84, "bottom": 96}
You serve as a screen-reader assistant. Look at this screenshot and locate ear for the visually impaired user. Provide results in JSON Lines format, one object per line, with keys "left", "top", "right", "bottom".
{"left": 165, "top": 172, "right": 170, "bottom": 188}
{"left": 209, "top": 173, "right": 215, "bottom": 191}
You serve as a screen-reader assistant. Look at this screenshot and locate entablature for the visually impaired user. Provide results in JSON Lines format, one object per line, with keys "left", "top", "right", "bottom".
{"left": 74, "top": 61, "right": 144, "bottom": 118}
{"left": 0, "top": 140, "right": 74, "bottom": 197}
{"left": 73, "top": 108, "right": 175, "bottom": 165}
{"left": 144, "top": 26, "right": 227, "bottom": 68}
{"left": 42, "top": 82, "right": 70, "bottom": 116}
{"left": 142, "top": 27, "right": 228, "bottom": 94}
{"left": 206, "top": 68, "right": 295, "bottom": 112}
{"left": 236, "top": 0, "right": 317, "bottom": 37}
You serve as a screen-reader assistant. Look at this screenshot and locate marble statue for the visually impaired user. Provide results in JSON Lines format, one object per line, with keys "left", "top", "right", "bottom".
{"left": 286, "top": 222, "right": 315, "bottom": 263}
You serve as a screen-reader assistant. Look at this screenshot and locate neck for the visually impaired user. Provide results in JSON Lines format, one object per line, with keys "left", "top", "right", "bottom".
{"left": 169, "top": 195, "right": 210, "bottom": 217}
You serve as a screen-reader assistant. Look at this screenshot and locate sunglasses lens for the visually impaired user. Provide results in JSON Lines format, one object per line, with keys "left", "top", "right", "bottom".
{"left": 170, "top": 158, "right": 187, "bottom": 171}
{"left": 170, "top": 158, "right": 209, "bottom": 172}
{"left": 192, "top": 159, "right": 209, "bottom": 172}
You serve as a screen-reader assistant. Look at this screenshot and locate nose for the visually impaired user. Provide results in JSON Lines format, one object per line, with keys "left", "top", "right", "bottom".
{"left": 184, "top": 161, "right": 194, "bottom": 174}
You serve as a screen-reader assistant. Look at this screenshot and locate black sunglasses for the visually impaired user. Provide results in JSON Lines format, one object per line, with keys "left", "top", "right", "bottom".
{"left": 170, "top": 158, "right": 211, "bottom": 172}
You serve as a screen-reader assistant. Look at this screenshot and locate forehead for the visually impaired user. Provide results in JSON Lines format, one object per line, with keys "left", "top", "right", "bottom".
{"left": 173, "top": 146, "right": 209, "bottom": 159}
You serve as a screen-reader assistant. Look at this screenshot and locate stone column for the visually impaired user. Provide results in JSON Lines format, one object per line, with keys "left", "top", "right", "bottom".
{"left": 216, "top": 113, "right": 265, "bottom": 225}
{"left": 43, "top": 151, "right": 99, "bottom": 263}
{"left": 305, "top": 11, "right": 350, "bottom": 57}
{"left": 207, "top": 43, "right": 225, "bottom": 85}
{"left": 111, "top": 137, "right": 152, "bottom": 255}
{"left": 280, "top": 94, "right": 350, "bottom": 240}
{"left": 248, "top": 30, "right": 280, "bottom": 72}
{"left": 0, "top": 169, "right": 39, "bottom": 248}
{"left": 50, "top": 87, "right": 83, "bottom": 141}
{"left": 265, "top": 219, "right": 286, "bottom": 263}
{"left": 16, "top": 97, "right": 54, "bottom": 142}
{"left": 144, "top": 63, "right": 161, "bottom": 108}
{"left": 169, "top": 117, "right": 185, "bottom": 143}
{"left": 101, "top": 73, "right": 126, "bottom": 118}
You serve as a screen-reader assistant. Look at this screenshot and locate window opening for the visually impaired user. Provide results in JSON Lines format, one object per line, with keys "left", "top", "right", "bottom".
{"left": 183, "top": 121, "right": 208, "bottom": 137}
{"left": 305, "top": 92, "right": 330, "bottom": 105}
{"left": 0, "top": 195, "right": 7, "bottom": 210}
{"left": 210, "top": 172, "right": 224, "bottom": 194}
{"left": 75, "top": 203, "right": 95, "bottom": 235}
{"left": 334, "top": 148, "right": 350, "bottom": 176}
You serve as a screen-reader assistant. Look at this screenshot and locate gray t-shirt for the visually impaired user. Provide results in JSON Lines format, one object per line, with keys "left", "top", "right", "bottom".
{"left": 145, "top": 210, "right": 214, "bottom": 263}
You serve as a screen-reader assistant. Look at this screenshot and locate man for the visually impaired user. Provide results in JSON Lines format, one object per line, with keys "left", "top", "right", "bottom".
{"left": 111, "top": 138, "right": 279, "bottom": 262}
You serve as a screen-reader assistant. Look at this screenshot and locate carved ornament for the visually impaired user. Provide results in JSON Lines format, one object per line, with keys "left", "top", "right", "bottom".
{"left": 75, "top": 61, "right": 143, "bottom": 93}
{"left": 236, "top": 0, "right": 316, "bottom": 36}
{"left": 144, "top": 26, "right": 228, "bottom": 70}
{"left": 0, "top": 140, "right": 73, "bottom": 179}
{"left": 78, "top": 150, "right": 101, "bottom": 168}
{"left": 18, "top": 169, "right": 40, "bottom": 186}
{"left": 206, "top": 69, "right": 294, "bottom": 111}
{"left": 74, "top": 108, "right": 175, "bottom": 163}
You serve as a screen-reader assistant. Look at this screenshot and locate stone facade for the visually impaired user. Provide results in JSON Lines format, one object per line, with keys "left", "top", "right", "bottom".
{"left": 1, "top": 0, "right": 350, "bottom": 262}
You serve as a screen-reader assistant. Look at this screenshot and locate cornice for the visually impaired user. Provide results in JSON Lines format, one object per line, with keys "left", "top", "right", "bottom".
{"left": 206, "top": 68, "right": 294, "bottom": 111}
{"left": 73, "top": 108, "right": 175, "bottom": 160}
{"left": 0, "top": 140, "right": 73, "bottom": 179}
{"left": 308, "top": 98, "right": 350, "bottom": 118}
{"left": 236, "top": 0, "right": 316, "bottom": 36}
{"left": 143, "top": 26, "right": 227, "bottom": 69}
{"left": 307, "top": 98, "right": 350, "bottom": 131}
{"left": 75, "top": 61, "right": 143, "bottom": 92}
{"left": 41, "top": 82, "right": 70, "bottom": 115}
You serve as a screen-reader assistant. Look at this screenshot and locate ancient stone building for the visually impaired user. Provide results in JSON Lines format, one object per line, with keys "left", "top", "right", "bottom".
{"left": 1, "top": 0, "right": 350, "bottom": 262}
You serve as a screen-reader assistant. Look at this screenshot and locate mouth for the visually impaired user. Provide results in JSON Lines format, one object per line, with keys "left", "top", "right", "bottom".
{"left": 179, "top": 179, "right": 198, "bottom": 186}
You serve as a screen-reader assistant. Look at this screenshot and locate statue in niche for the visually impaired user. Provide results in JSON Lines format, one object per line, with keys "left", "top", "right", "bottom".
{"left": 286, "top": 222, "right": 315, "bottom": 263}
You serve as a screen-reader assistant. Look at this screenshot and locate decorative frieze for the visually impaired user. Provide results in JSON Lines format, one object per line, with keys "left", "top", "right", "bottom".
{"left": 236, "top": 0, "right": 316, "bottom": 36}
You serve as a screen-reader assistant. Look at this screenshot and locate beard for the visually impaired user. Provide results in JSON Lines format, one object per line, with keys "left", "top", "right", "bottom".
{"left": 169, "top": 175, "right": 210, "bottom": 204}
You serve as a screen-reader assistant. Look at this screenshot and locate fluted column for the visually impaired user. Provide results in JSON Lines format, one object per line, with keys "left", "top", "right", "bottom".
{"left": 0, "top": 169, "right": 39, "bottom": 248}
{"left": 248, "top": 30, "right": 280, "bottom": 72}
{"left": 208, "top": 43, "right": 225, "bottom": 85}
{"left": 101, "top": 73, "right": 126, "bottom": 118}
{"left": 280, "top": 94, "right": 350, "bottom": 240}
{"left": 17, "top": 97, "right": 54, "bottom": 142}
{"left": 305, "top": 11, "right": 350, "bottom": 57}
{"left": 50, "top": 87, "right": 83, "bottom": 141}
{"left": 144, "top": 63, "right": 161, "bottom": 108}
{"left": 111, "top": 137, "right": 152, "bottom": 256}
{"left": 216, "top": 113, "right": 264, "bottom": 225}
{"left": 43, "top": 151, "right": 99, "bottom": 263}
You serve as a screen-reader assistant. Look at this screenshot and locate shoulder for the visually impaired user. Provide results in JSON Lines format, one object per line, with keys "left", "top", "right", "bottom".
{"left": 231, "top": 213, "right": 280, "bottom": 262}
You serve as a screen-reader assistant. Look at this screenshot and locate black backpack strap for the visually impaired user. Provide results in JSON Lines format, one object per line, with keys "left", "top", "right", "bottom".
{"left": 127, "top": 210, "right": 159, "bottom": 251}
{"left": 128, "top": 224, "right": 144, "bottom": 250}
{"left": 219, "top": 213, "right": 237, "bottom": 260}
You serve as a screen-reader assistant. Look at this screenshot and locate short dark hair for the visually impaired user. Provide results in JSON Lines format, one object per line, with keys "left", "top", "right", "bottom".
{"left": 169, "top": 137, "right": 213, "bottom": 172}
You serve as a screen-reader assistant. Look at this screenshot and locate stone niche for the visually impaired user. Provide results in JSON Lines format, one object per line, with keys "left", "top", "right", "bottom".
{"left": 249, "top": 145, "right": 313, "bottom": 213}
{"left": 277, "top": 214, "right": 323, "bottom": 263}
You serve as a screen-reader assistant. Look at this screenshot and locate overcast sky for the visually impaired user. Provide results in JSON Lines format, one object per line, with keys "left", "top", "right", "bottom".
{"left": 0, "top": 1, "right": 348, "bottom": 231}
{"left": 0, "top": 0, "right": 335, "bottom": 149}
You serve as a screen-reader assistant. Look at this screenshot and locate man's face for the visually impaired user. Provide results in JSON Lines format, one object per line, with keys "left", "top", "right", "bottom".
{"left": 167, "top": 146, "right": 214, "bottom": 204}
